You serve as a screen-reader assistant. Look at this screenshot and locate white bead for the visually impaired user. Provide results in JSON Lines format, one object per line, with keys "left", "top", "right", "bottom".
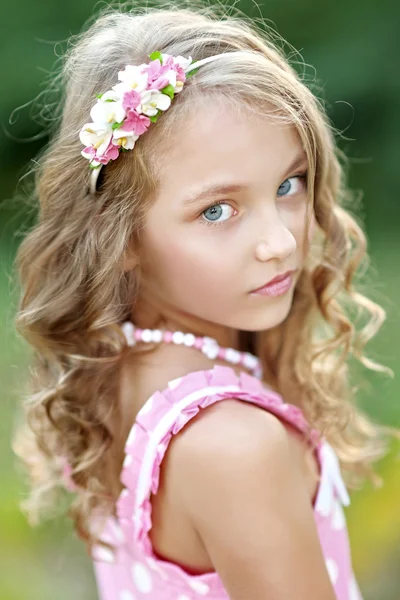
{"left": 151, "top": 329, "right": 163, "bottom": 343}
{"left": 202, "top": 343, "right": 219, "bottom": 360}
{"left": 122, "top": 322, "right": 136, "bottom": 346}
{"left": 141, "top": 329, "right": 153, "bottom": 342}
{"left": 172, "top": 331, "right": 185, "bottom": 344}
{"left": 243, "top": 353, "right": 259, "bottom": 369}
{"left": 225, "top": 348, "right": 241, "bottom": 364}
{"left": 183, "top": 333, "right": 196, "bottom": 347}
{"left": 203, "top": 335, "right": 218, "bottom": 345}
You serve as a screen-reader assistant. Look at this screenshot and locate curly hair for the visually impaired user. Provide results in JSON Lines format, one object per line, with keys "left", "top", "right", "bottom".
{"left": 11, "top": 0, "right": 397, "bottom": 561}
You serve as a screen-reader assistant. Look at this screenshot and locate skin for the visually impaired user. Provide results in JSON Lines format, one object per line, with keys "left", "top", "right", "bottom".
{"left": 120, "top": 98, "right": 337, "bottom": 599}
{"left": 125, "top": 96, "right": 316, "bottom": 350}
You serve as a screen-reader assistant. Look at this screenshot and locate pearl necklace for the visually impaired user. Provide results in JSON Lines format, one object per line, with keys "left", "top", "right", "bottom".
{"left": 121, "top": 321, "right": 263, "bottom": 379}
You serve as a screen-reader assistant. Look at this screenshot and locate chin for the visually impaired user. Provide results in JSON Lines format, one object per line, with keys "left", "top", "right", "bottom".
{"left": 240, "top": 298, "right": 294, "bottom": 332}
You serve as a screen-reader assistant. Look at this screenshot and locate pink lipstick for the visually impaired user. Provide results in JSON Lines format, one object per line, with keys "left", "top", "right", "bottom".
{"left": 250, "top": 270, "right": 296, "bottom": 297}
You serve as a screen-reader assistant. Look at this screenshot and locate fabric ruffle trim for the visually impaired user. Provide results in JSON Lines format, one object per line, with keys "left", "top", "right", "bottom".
{"left": 115, "top": 365, "right": 322, "bottom": 586}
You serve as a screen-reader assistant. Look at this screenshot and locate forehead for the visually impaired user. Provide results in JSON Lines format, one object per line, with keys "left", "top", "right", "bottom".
{"left": 155, "top": 96, "right": 304, "bottom": 198}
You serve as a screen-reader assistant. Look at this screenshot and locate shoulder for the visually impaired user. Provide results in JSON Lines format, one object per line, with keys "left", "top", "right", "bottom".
{"left": 164, "top": 399, "right": 336, "bottom": 599}
{"left": 166, "top": 397, "right": 298, "bottom": 500}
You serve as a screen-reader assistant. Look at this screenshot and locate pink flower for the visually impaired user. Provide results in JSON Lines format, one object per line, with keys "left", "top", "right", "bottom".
{"left": 144, "top": 59, "right": 172, "bottom": 90}
{"left": 96, "top": 141, "right": 120, "bottom": 165}
{"left": 163, "top": 54, "right": 186, "bottom": 83}
{"left": 122, "top": 89, "right": 141, "bottom": 111}
{"left": 120, "top": 110, "right": 150, "bottom": 135}
{"left": 82, "top": 146, "right": 96, "bottom": 159}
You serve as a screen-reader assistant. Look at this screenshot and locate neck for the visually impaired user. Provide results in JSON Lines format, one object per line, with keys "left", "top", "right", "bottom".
{"left": 131, "top": 299, "right": 244, "bottom": 352}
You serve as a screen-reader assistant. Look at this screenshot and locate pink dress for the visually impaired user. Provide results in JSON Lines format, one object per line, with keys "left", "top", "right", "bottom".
{"left": 86, "top": 365, "right": 363, "bottom": 600}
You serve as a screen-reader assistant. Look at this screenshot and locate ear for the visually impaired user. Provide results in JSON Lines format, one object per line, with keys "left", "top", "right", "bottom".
{"left": 122, "top": 247, "right": 140, "bottom": 273}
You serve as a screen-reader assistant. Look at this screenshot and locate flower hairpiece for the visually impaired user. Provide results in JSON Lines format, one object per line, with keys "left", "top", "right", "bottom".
{"left": 79, "top": 51, "right": 227, "bottom": 193}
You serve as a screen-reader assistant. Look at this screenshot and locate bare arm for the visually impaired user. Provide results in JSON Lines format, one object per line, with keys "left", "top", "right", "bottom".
{"left": 175, "top": 400, "right": 337, "bottom": 600}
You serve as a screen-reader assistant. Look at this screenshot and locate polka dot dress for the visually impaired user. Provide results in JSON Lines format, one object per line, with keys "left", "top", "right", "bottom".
{"left": 84, "top": 366, "right": 363, "bottom": 599}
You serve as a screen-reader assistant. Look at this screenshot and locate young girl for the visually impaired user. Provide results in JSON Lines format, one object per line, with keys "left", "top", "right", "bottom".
{"left": 12, "top": 3, "right": 396, "bottom": 600}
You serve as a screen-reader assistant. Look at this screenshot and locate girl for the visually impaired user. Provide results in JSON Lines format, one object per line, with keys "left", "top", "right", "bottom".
{"left": 12, "top": 3, "right": 396, "bottom": 600}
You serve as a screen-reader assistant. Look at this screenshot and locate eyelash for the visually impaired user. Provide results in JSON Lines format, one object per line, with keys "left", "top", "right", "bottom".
{"left": 200, "top": 170, "right": 309, "bottom": 229}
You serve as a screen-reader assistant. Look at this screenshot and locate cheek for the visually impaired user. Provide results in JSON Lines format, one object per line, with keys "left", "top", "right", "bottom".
{"left": 144, "top": 233, "right": 233, "bottom": 292}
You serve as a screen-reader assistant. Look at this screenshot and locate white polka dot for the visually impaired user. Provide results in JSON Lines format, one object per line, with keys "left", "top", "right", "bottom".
{"left": 132, "top": 562, "right": 153, "bottom": 593}
{"left": 94, "top": 546, "right": 115, "bottom": 563}
{"left": 325, "top": 558, "right": 339, "bottom": 585}
{"left": 348, "top": 575, "right": 361, "bottom": 600}
{"left": 120, "top": 590, "right": 136, "bottom": 600}
{"left": 146, "top": 556, "right": 169, "bottom": 581}
{"left": 331, "top": 500, "right": 346, "bottom": 530}
{"left": 123, "top": 454, "right": 133, "bottom": 467}
{"left": 188, "top": 579, "right": 210, "bottom": 595}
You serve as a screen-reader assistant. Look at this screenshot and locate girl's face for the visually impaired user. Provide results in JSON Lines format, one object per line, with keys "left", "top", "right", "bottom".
{"left": 131, "top": 97, "right": 316, "bottom": 347}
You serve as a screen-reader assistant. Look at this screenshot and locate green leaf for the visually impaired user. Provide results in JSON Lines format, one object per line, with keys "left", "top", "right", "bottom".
{"left": 104, "top": 99, "right": 115, "bottom": 103}
{"left": 89, "top": 163, "right": 101, "bottom": 170}
{"left": 96, "top": 93, "right": 103, "bottom": 99}
{"left": 186, "top": 67, "right": 199, "bottom": 78}
{"left": 112, "top": 121, "right": 123, "bottom": 130}
{"left": 149, "top": 51, "right": 163, "bottom": 63}
{"left": 149, "top": 113, "right": 160, "bottom": 123}
{"left": 161, "top": 84, "right": 175, "bottom": 99}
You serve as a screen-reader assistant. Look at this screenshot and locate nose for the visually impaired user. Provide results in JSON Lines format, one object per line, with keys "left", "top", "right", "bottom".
{"left": 254, "top": 216, "right": 297, "bottom": 262}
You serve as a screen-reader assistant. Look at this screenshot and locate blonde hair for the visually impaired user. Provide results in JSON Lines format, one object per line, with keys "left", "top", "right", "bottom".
{"left": 11, "top": 0, "right": 397, "bottom": 559}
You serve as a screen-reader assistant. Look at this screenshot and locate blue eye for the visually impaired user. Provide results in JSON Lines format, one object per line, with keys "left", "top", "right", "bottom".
{"left": 201, "top": 201, "right": 235, "bottom": 228}
{"left": 277, "top": 173, "right": 308, "bottom": 197}
{"left": 200, "top": 171, "right": 308, "bottom": 228}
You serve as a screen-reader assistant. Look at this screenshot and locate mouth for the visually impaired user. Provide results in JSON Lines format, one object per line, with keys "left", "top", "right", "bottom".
{"left": 250, "top": 269, "right": 296, "bottom": 293}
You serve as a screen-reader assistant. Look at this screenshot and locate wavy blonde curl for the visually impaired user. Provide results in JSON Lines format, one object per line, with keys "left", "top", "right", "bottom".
{"left": 11, "top": 0, "right": 398, "bottom": 560}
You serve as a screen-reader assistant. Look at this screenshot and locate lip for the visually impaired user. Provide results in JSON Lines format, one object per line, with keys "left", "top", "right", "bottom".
{"left": 250, "top": 269, "right": 296, "bottom": 293}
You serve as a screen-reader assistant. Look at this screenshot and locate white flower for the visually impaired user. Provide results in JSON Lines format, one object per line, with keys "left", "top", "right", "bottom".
{"left": 140, "top": 89, "right": 171, "bottom": 116}
{"left": 161, "top": 53, "right": 193, "bottom": 71}
{"left": 79, "top": 122, "right": 113, "bottom": 156}
{"left": 112, "top": 128, "right": 139, "bottom": 150}
{"left": 90, "top": 97, "right": 126, "bottom": 126}
{"left": 117, "top": 65, "right": 148, "bottom": 92}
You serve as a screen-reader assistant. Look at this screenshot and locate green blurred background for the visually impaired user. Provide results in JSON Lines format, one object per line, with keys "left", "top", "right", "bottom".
{"left": 1, "top": 1, "right": 399, "bottom": 599}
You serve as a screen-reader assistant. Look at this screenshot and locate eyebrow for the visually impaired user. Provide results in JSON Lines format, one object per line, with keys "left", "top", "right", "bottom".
{"left": 182, "top": 150, "right": 308, "bottom": 207}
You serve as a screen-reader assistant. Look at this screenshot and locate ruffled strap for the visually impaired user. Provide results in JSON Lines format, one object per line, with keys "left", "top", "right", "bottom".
{"left": 313, "top": 440, "right": 351, "bottom": 517}
{"left": 116, "top": 365, "right": 322, "bottom": 557}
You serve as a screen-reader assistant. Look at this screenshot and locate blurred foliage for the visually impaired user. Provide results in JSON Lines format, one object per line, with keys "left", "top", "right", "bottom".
{"left": 1, "top": 0, "right": 399, "bottom": 599}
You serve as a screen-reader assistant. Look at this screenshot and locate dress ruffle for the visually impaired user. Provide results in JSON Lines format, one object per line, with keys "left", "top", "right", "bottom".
{"left": 115, "top": 365, "right": 324, "bottom": 585}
